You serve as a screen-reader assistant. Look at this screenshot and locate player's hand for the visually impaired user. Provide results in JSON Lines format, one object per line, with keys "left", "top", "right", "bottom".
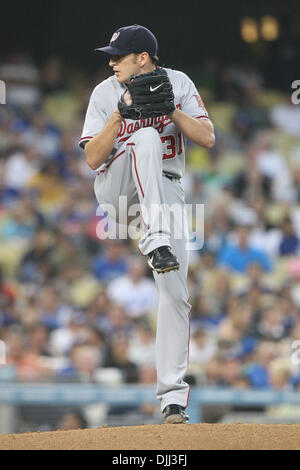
{"left": 124, "top": 91, "right": 132, "bottom": 106}
{"left": 113, "top": 109, "right": 125, "bottom": 122}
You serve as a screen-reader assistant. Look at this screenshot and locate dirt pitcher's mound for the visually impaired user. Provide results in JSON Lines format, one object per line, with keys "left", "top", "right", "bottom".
{"left": 1, "top": 423, "right": 300, "bottom": 450}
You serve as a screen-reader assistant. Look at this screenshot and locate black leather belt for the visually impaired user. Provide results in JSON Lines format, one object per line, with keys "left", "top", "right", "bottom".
{"left": 163, "top": 172, "right": 180, "bottom": 181}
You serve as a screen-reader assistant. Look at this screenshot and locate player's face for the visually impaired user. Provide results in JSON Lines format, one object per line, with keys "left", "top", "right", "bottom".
{"left": 109, "top": 53, "right": 141, "bottom": 84}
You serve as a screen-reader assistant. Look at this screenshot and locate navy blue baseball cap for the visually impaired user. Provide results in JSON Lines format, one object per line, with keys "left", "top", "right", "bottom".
{"left": 95, "top": 24, "right": 158, "bottom": 56}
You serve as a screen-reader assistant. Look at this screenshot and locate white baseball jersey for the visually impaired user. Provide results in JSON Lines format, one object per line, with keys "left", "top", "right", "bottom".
{"left": 79, "top": 68, "right": 209, "bottom": 178}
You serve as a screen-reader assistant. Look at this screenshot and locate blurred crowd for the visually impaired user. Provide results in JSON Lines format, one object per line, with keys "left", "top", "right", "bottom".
{"left": 1, "top": 53, "right": 300, "bottom": 426}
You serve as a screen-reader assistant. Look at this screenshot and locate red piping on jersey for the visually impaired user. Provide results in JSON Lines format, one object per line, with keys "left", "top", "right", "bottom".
{"left": 131, "top": 148, "right": 144, "bottom": 198}
{"left": 196, "top": 115, "right": 210, "bottom": 119}
{"left": 96, "top": 150, "right": 126, "bottom": 174}
{"left": 119, "top": 136, "right": 131, "bottom": 143}
{"left": 80, "top": 136, "right": 94, "bottom": 142}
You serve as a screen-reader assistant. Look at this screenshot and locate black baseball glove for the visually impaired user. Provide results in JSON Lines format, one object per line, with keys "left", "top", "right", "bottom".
{"left": 118, "top": 68, "right": 175, "bottom": 120}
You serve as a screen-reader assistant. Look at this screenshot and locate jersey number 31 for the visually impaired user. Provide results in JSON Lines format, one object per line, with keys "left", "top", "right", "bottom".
{"left": 161, "top": 133, "right": 183, "bottom": 159}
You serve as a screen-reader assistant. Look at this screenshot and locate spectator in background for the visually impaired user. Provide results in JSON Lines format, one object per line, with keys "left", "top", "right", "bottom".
{"left": 4, "top": 326, "right": 53, "bottom": 380}
{"left": 0, "top": 296, "right": 18, "bottom": 328}
{"left": 85, "top": 290, "right": 111, "bottom": 331}
{"left": 0, "top": 198, "right": 40, "bottom": 240}
{"left": 47, "top": 231, "right": 86, "bottom": 275}
{"left": 218, "top": 299, "right": 256, "bottom": 350}
{"left": 3, "top": 145, "right": 40, "bottom": 193}
{"left": 92, "top": 239, "right": 129, "bottom": 283}
{"left": 54, "top": 190, "right": 95, "bottom": 246}
{"left": 244, "top": 340, "right": 277, "bottom": 388}
{"left": 269, "top": 358, "right": 293, "bottom": 390}
{"left": 204, "top": 357, "right": 223, "bottom": 386}
{"left": 191, "top": 292, "right": 222, "bottom": 331}
{"left": 102, "top": 332, "right": 139, "bottom": 384}
{"left": 27, "top": 161, "right": 66, "bottom": 210}
{"left": 218, "top": 357, "right": 243, "bottom": 387}
{"left": 232, "top": 143, "right": 272, "bottom": 201}
{"left": 218, "top": 225, "right": 272, "bottom": 273}
{"left": 278, "top": 218, "right": 300, "bottom": 257}
{"left": 241, "top": 262, "right": 273, "bottom": 294}
{"left": 27, "top": 324, "right": 50, "bottom": 357}
{"left": 128, "top": 317, "right": 156, "bottom": 367}
{"left": 0, "top": 161, "right": 16, "bottom": 205}
{"left": 230, "top": 60, "right": 264, "bottom": 94}
{"left": 38, "top": 286, "right": 73, "bottom": 330}
{"left": 197, "top": 217, "right": 227, "bottom": 256}
{"left": 19, "top": 228, "right": 54, "bottom": 283}
{"left": 55, "top": 131, "right": 82, "bottom": 181}
{"left": 0, "top": 53, "right": 40, "bottom": 108}
{"left": 232, "top": 84, "right": 270, "bottom": 143}
{"left": 218, "top": 60, "right": 264, "bottom": 104}
{"left": 289, "top": 150, "right": 300, "bottom": 204}
{"left": 20, "top": 111, "right": 60, "bottom": 159}
{"left": 0, "top": 266, "right": 16, "bottom": 304}
{"left": 255, "top": 304, "right": 287, "bottom": 341}
{"left": 57, "top": 262, "right": 100, "bottom": 310}
{"left": 100, "top": 302, "right": 132, "bottom": 337}
{"left": 49, "top": 313, "right": 92, "bottom": 357}
{"left": 246, "top": 198, "right": 282, "bottom": 259}
{"left": 41, "top": 57, "right": 66, "bottom": 96}
{"left": 17, "top": 296, "right": 41, "bottom": 329}
{"left": 288, "top": 258, "right": 300, "bottom": 310}
{"left": 254, "top": 131, "right": 293, "bottom": 203}
{"left": 184, "top": 172, "right": 206, "bottom": 206}
{"left": 107, "top": 256, "right": 158, "bottom": 318}
{"left": 50, "top": 316, "right": 105, "bottom": 359}
{"left": 270, "top": 94, "right": 300, "bottom": 137}
{"left": 189, "top": 328, "right": 217, "bottom": 365}
{"left": 58, "top": 343, "right": 102, "bottom": 381}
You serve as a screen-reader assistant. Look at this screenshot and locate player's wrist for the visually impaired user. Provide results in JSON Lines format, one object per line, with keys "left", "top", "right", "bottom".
{"left": 113, "top": 109, "right": 124, "bottom": 123}
{"left": 167, "top": 108, "right": 177, "bottom": 119}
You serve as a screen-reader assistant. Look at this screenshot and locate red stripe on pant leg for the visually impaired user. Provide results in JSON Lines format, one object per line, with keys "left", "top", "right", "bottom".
{"left": 187, "top": 306, "right": 192, "bottom": 365}
{"left": 132, "top": 148, "right": 144, "bottom": 198}
{"left": 130, "top": 148, "right": 149, "bottom": 229}
{"left": 185, "top": 302, "right": 192, "bottom": 409}
{"left": 185, "top": 385, "right": 190, "bottom": 410}
{"left": 106, "top": 150, "right": 126, "bottom": 168}
{"left": 96, "top": 150, "right": 126, "bottom": 175}
{"left": 141, "top": 213, "right": 150, "bottom": 230}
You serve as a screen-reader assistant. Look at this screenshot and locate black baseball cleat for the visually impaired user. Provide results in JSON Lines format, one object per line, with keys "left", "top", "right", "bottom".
{"left": 147, "top": 246, "right": 179, "bottom": 274}
{"left": 163, "top": 404, "right": 189, "bottom": 424}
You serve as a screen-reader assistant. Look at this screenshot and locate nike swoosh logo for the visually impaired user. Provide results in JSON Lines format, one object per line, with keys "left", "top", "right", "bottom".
{"left": 150, "top": 84, "right": 164, "bottom": 92}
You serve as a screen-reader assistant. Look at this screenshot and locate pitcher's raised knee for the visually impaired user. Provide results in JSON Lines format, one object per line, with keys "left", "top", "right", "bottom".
{"left": 133, "top": 127, "right": 161, "bottom": 146}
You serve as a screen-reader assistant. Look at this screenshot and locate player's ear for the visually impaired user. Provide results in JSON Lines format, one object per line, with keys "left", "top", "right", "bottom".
{"left": 138, "top": 52, "right": 149, "bottom": 67}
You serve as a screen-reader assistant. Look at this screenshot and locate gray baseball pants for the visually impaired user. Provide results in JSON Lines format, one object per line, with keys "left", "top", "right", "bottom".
{"left": 94, "top": 127, "right": 191, "bottom": 411}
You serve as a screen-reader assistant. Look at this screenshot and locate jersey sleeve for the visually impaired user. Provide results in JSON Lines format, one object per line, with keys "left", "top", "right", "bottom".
{"left": 79, "top": 85, "right": 108, "bottom": 149}
{"left": 180, "top": 73, "right": 209, "bottom": 120}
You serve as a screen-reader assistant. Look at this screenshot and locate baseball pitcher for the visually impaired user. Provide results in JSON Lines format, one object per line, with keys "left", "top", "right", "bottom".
{"left": 80, "top": 24, "right": 215, "bottom": 423}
